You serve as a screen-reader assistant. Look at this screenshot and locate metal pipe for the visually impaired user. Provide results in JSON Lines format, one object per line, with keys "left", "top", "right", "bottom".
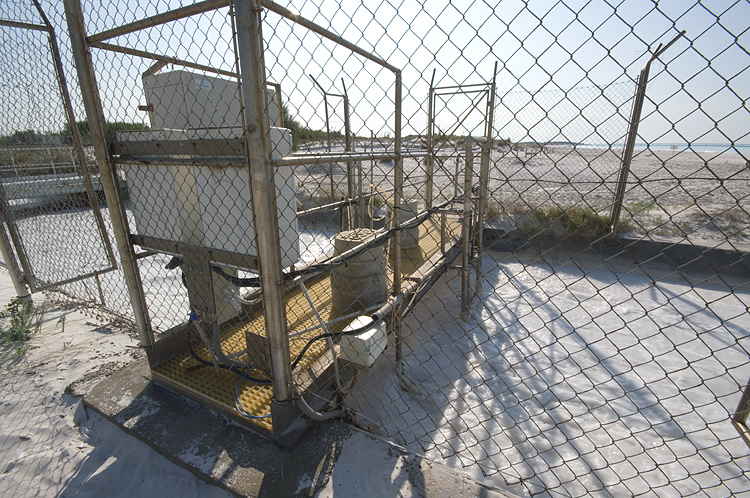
{"left": 433, "top": 88, "right": 490, "bottom": 96}
{"left": 260, "top": 0, "right": 399, "bottom": 73}
{"left": 610, "top": 30, "right": 685, "bottom": 234}
{"left": 310, "top": 196, "right": 458, "bottom": 279}
{"left": 426, "top": 68, "right": 436, "bottom": 209}
{"left": 277, "top": 151, "right": 426, "bottom": 166}
{"left": 474, "top": 140, "right": 490, "bottom": 298}
{"left": 461, "top": 138, "right": 474, "bottom": 317}
{"left": 63, "top": 0, "right": 153, "bottom": 348}
{"left": 0, "top": 223, "right": 30, "bottom": 300}
{"left": 342, "top": 78, "right": 355, "bottom": 221}
{"left": 372, "top": 234, "right": 461, "bottom": 325}
{"left": 33, "top": 0, "right": 117, "bottom": 270}
{"left": 474, "top": 62, "right": 498, "bottom": 296}
{"left": 433, "top": 82, "right": 492, "bottom": 91}
{"left": 0, "top": 19, "right": 50, "bottom": 32}
{"left": 392, "top": 71, "right": 403, "bottom": 296}
{"left": 32, "top": 267, "right": 116, "bottom": 293}
{"left": 296, "top": 193, "right": 374, "bottom": 217}
{"left": 357, "top": 159, "right": 365, "bottom": 228}
{"left": 0, "top": 182, "right": 36, "bottom": 291}
{"left": 90, "top": 41, "right": 238, "bottom": 79}
{"left": 309, "top": 75, "right": 335, "bottom": 198}
{"left": 734, "top": 379, "right": 750, "bottom": 425}
{"left": 114, "top": 156, "right": 249, "bottom": 168}
{"left": 113, "top": 152, "right": 425, "bottom": 168}
{"left": 142, "top": 60, "right": 169, "bottom": 79}
{"left": 88, "top": 0, "right": 229, "bottom": 43}
{"left": 235, "top": 0, "right": 293, "bottom": 403}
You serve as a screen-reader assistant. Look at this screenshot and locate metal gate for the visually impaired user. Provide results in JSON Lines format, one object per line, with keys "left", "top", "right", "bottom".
{"left": 0, "top": 0, "right": 116, "bottom": 294}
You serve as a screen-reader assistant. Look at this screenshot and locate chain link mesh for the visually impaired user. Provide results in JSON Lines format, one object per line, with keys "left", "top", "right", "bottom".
{"left": 2, "top": 0, "right": 749, "bottom": 496}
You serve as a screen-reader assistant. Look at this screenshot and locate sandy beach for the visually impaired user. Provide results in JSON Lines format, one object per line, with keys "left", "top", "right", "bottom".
{"left": 302, "top": 143, "right": 750, "bottom": 246}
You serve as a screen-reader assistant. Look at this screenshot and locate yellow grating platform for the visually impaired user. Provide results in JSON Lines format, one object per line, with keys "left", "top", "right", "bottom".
{"left": 152, "top": 215, "right": 461, "bottom": 432}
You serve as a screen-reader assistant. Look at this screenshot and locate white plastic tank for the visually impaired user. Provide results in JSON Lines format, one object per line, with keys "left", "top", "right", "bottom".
{"left": 331, "top": 228, "right": 387, "bottom": 314}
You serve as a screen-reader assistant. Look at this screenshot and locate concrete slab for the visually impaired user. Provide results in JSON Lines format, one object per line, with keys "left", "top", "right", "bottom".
{"left": 82, "top": 359, "right": 522, "bottom": 498}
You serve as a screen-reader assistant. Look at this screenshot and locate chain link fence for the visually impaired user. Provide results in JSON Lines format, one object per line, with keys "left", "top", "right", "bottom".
{"left": 2, "top": 0, "right": 749, "bottom": 496}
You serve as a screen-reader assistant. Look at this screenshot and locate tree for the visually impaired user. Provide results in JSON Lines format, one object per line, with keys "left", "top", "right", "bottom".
{"left": 281, "top": 105, "right": 344, "bottom": 150}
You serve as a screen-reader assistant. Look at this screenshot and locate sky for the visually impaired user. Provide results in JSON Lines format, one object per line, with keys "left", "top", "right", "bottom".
{"left": 0, "top": 0, "right": 748, "bottom": 146}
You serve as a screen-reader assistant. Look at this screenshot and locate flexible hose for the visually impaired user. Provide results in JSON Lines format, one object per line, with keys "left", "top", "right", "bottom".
{"left": 293, "top": 386, "right": 344, "bottom": 421}
{"left": 185, "top": 321, "right": 271, "bottom": 385}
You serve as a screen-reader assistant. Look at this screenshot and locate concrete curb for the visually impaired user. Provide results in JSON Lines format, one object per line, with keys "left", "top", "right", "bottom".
{"left": 82, "top": 359, "right": 523, "bottom": 498}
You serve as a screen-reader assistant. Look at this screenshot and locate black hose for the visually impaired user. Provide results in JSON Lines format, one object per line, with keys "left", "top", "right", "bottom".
{"left": 185, "top": 325, "right": 272, "bottom": 385}
{"left": 166, "top": 195, "right": 462, "bottom": 288}
{"left": 291, "top": 319, "right": 379, "bottom": 371}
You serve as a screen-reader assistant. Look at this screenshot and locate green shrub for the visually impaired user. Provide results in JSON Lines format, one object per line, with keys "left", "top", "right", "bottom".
{"left": 0, "top": 297, "right": 49, "bottom": 357}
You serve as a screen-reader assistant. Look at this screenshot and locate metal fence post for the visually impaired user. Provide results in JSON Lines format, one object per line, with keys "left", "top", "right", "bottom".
{"left": 63, "top": 0, "right": 153, "bottom": 348}
{"left": 461, "top": 137, "right": 474, "bottom": 317}
{"left": 392, "top": 70, "right": 403, "bottom": 296}
{"left": 235, "top": 0, "right": 294, "bottom": 407}
{"left": 0, "top": 223, "right": 30, "bottom": 301}
{"left": 426, "top": 69, "right": 435, "bottom": 209}
{"left": 610, "top": 31, "right": 685, "bottom": 234}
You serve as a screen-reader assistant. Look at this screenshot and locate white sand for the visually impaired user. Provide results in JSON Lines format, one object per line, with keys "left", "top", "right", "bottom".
{"left": 0, "top": 270, "right": 233, "bottom": 498}
{"left": 345, "top": 254, "right": 750, "bottom": 497}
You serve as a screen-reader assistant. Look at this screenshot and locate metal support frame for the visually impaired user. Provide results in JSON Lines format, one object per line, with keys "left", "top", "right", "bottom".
{"left": 460, "top": 138, "right": 474, "bottom": 317}
{"left": 77, "top": 0, "right": 405, "bottom": 429}
{"left": 0, "top": 222, "right": 30, "bottom": 300}
{"left": 0, "top": 19, "right": 50, "bottom": 32}
{"left": 341, "top": 78, "right": 357, "bottom": 227}
{"left": 235, "top": 0, "right": 293, "bottom": 408}
{"left": 734, "top": 379, "right": 750, "bottom": 448}
{"left": 427, "top": 66, "right": 497, "bottom": 317}
{"left": 309, "top": 74, "right": 338, "bottom": 200}
{"left": 473, "top": 63, "right": 497, "bottom": 296}
{"left": 610, "top": 30, "right": 685, "bottom": 234}
{"left": 267, "top": 81, "right": 284, "bottom": 127}
{"left": 0, "top": 182, "right": 35, "bottom": 291}
{"left": 91, "top": 41, "right": 237, "bottom": 79}
{"left": 425, "top": 69, "right": 436, "bottom": 209}
{"left": 63, "top": 0, "right": 154, "bottom": 348}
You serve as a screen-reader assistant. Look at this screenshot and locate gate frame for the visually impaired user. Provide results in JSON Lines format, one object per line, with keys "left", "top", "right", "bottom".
{"left": 0, "top": 0, "right": 117, "bottom": 296}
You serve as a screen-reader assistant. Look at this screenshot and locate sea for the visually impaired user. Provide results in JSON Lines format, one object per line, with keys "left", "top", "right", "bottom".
{"left": 580, "top": 143, "right": 750, "bottom": 154}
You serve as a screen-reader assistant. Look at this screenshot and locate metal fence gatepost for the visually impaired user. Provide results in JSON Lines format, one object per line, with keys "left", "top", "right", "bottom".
{"left": 610, "top": 30, "right": 685, "bottom": 234}
{"left": 235, "top": 0, "right": 294, "bottom": 424}
{"left": 0, "top": 222, "right": 30, "bottom": 301}
{"left": 62, "top": 0, "right": 153, "bottom": 348}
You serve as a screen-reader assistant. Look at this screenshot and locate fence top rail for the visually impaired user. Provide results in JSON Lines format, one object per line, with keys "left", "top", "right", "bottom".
{"left": 0, "top": 146, "right": 75, "bottom": 151}
{"left": 275, "top": 151, "right": 426, "bottom": 166}
{"left": 87, "top": 0, "right": 228, "bottom": 43}
{"left": 0, "top": 18, "right": 51, "bottom": 32}
{"left": 261, "top": 0, "right": 400, "bottom": 74}
{"left": 85, "top": 0, "right": 400, "bottom": 74}
{"left": 433, "top": 82, "right": 493, "bottom": 91}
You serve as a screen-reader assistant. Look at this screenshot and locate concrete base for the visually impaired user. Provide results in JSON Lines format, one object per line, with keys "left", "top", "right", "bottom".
{"left": 82, "top": 359, "right": 520, "bottom": 498}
